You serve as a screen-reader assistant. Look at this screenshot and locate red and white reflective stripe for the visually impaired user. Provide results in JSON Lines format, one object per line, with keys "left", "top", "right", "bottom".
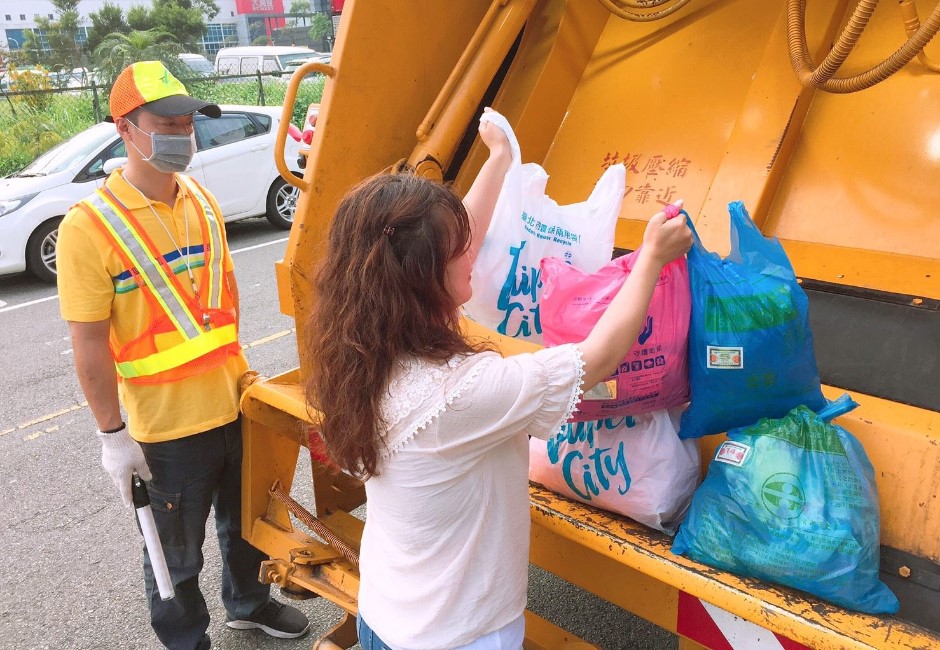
{"left": 677, "top": 591, "right": 812, "bottom": 650}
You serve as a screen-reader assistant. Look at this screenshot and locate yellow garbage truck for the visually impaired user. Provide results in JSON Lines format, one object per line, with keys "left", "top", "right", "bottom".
{"left": 239, "top": 1, "right": 940, "bottom": 647}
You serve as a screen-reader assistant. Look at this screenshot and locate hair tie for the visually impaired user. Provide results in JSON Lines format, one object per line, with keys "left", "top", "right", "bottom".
{"left": 383, "top": 225, "right": 395, "bottom": 237}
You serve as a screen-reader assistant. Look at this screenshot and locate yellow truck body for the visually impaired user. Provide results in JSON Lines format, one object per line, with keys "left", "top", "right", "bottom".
{"left": 241, "top": 1, "right": 940, "bottom": 647}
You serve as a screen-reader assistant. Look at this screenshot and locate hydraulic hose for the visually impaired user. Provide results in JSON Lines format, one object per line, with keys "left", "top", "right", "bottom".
{"left": 787, "top": 0, "right": 940, "bottom": 93}
{"left": 606, "top": 0, "right": 678, "bottom": 7}
{"left": 595, "top": 0, "right": 693, "bottom": 22}
{"left": 899, "top": 0, "right": 940, "bottom": 72}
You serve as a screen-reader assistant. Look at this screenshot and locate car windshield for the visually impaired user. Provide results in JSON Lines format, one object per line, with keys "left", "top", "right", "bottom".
{"left": 284, "top": 55, "right": 328, "bottom": 68}
{"left": 184, "top": 58, "right": 215, "bottom": 75}
{"left": 277, "top": 52, "right": 316, "bottom": 67}
{"left": 18, "top": 123, "right": 117, "bottom": 176}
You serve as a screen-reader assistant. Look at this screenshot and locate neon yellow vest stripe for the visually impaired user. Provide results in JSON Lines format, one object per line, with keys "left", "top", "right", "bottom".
{"left": 114, "top": 324, "right": 238, "bottom": 379}
{"left": 83, "top": 180, "right": 234, "bottom": 379}
{"left": 178, "top": 174, "right": 224, "bottom": 309}
{"left": 89, "top": 190, "right": 202, "bottom": 337}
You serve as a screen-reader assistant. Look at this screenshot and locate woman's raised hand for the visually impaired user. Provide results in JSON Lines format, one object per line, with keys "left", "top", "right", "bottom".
{"left": 642, "top": 200, "right": 693, "bottom": 267}
{"left": 478, "top": 108, "right": 512, "bottom": 161}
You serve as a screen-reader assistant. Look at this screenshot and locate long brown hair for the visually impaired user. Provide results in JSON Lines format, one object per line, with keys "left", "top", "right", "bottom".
{"left": 305, "top": 173, "right": 486, "bottom": 478}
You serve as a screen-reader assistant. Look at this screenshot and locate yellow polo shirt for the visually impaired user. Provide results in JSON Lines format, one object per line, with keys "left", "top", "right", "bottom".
{"left": 58, "top": 169, "right": 249, "bottom": 443}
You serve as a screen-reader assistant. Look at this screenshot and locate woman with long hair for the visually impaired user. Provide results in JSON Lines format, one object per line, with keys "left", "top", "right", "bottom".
{"left": 305, "top": 116, "right": 692, "bottom": 650}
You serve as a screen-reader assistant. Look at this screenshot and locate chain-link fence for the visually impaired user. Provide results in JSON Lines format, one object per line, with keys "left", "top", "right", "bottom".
{"left": 0, "top": 70, "right": 324, "bottom": 177}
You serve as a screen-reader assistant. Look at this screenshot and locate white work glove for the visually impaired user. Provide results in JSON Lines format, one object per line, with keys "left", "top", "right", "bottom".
{"left": 98, "top": 425, "right": 153, "bottom": 508}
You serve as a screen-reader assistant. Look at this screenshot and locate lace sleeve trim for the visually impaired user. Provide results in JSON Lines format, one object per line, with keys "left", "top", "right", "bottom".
{"left": 380, "top": 355, "right": 496, "bottom": 459}
{"left": 525, "top": 343, "right": 587, "bottom": 441}
{"left": 563, "top": 344, "right": 586, "bottom": 424}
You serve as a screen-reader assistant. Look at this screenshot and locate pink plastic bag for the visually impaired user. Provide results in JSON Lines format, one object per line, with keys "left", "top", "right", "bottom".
{"left": 540, "top": 251, "right": 691, "bottom": 420}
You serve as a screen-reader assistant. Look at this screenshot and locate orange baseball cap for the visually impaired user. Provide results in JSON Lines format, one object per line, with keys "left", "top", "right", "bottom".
{"left": 106, "top": 60, "right": 220, "bottom": 122}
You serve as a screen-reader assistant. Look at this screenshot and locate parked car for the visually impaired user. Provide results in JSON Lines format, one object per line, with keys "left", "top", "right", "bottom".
{"left": 178, "top": 53, "right": 215, "bottom": 78}
{"left": 283, "top": 52, "right": 332, "bottom": 71}
{"left": 282, "top": 53, "right": 332, "bottom": 83}
{"left": 215, "top": 46, "right": 320, "bottom": 76}
{"left": 0, "top": 105, "right": 303, "bottom": 282}
{"left": 49, "top": 67, "right": 90, "bottom": 89}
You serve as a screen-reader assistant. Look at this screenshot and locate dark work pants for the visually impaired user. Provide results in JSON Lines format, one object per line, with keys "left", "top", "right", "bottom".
{"left": 140, "top": 418, "right": 270, "bottom": 650}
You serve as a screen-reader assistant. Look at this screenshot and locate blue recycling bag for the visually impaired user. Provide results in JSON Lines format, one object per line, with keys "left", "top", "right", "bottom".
{"left": 679, "top": 201, "right": 825, "bottom": 439}
{"left": 672, "top": 394, "right": 899, "bottom": 614}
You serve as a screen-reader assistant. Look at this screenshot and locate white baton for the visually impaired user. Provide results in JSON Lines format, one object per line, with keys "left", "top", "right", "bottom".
{"left": 132, "top": 473, "right": 175, "bottom": 601}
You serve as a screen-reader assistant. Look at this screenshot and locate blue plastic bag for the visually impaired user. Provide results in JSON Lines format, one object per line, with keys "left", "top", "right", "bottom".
{"left": 671, "top": 394, "right": 899, "bottom": 614}
{"left": 679, "top": 201, "right": 825, "bottom": 439}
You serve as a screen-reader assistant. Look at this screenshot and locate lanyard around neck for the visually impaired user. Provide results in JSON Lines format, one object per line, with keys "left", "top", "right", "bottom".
{"left": 121, "top": 174, "right": 211, "bottom": 330}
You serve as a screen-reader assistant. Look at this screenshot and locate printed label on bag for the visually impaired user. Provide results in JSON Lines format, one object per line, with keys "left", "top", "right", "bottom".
{"left": 715, "top": 441, "right": 750, "bottom": 466}
{"left": 521, "top": 210, "right": 582, "bottom": 246}
{"left": 496, "top": 240, "right": 542, "bottom": 338}
{"left": 547, "top": 417, "right": 636, "bottom": 500}
{"left": 582, "top": 379, "right": 617, "bottom": 401}
{"left": 707, "top": 345, "right": 743, "bottom": 369}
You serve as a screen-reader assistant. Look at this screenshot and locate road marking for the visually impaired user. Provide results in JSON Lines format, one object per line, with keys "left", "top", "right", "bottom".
{"left": 245, "top": 328, "right": 295, "bottom": 348}
{"left": 0, "top": 236, "right": 289, "bottom": 314}
{"left": 0, "top": 294, "right": 59, "bottom": 314}
{"left": 0, "top": 402, "right": 87, "bottom": 437}
{"left": 24, "top": 425, "right": 59, "bottom": 441}
{"left": 6, "top": 328, "right": 296, "bottom": 440}
{"left": 230, "top": 237, "right": 289, "bottom": 256}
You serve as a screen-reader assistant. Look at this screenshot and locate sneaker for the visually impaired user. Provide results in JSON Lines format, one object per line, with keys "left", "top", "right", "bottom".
{"left": 226, "top": 601, "right": 310, "bottom": 639}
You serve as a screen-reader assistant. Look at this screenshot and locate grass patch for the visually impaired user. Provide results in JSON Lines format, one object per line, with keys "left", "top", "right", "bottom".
{"left": 0, "top": 92, "right": 98, "bottom": 176}
{"left": 0, "top": 76, "right": 324, "bottom": 178}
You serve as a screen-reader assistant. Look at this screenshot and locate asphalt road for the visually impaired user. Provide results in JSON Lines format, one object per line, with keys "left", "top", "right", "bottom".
{"left": 0, "top": 216, "right": 676, "bottom": 650}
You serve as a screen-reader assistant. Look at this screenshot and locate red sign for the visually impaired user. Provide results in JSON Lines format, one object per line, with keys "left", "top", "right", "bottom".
{"left": 331, "top": 0, "right": 345, "bottom": 12}
{"left": 234, "top": 0, "right": 285, "bottom": 14}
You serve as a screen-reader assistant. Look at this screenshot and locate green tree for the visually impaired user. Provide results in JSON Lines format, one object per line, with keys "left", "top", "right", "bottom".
{"left": 0, "top": 46, "right": 29, "bottom": 71}
{"left": 20, "top": 30, "right": 45, "bottom": 66}
{"left": 8, "top": 66, "right": 54, "bottom": 111}
{"left": 25, "top": 0, "right": 83, "bottom": 73}
{"left": 93, "top": 29, "right": 186, "bottom": 84}
{"left": 86, "top": 2, "right": 129, "bottom": 53}
{"left": 127, "top": 6, "right": 154, "bottom": 31}
{"left": 119, "top": 1, "right": 216, "bottom": 53}
{"left": 151, "top": 1, "right": 208, "bottom": 50}
{"left": 288, "top": 0, "right": 311, "bottom": 28}
{"left": 308, "top": 14, "right": 332, "bottom": 50}
{"left": 190, "top": 0, "right": 221, "bottom": 21}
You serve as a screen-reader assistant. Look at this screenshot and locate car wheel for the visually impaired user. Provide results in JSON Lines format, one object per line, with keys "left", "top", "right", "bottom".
{"left": 266, "top": 176, "right": 300, "bottom": 230}
{"left": 26, "top": 217, "right": 63, "bottom": 283}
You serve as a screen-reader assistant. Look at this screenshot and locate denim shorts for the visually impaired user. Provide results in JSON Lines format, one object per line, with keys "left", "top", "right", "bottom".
{"left": 357, "top": 615, "right": 394, "bottom": 650}
{"left": 356, "top": 613, "right": 525, "bottom": 650}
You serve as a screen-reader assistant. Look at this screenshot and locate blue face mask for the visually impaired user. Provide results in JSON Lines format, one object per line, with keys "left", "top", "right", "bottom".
{"left": 128, "top": 120, "right": 197, "bottom": 173}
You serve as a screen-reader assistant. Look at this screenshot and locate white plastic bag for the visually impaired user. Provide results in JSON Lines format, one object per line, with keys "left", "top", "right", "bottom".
{"left": 464, "top": 110, "right": 624, "bottom": 343}
{"left": 529, "top": 407, "right": 700, "bottom": 534}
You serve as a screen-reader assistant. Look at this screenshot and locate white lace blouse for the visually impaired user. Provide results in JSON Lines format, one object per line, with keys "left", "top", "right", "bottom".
{"left": 357, "top": 344, "right": 584, "bottom": 650}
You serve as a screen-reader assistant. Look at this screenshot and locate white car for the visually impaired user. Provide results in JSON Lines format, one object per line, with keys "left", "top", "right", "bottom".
{"left": 0, "top": 105, "right": 302, "bottom": 282}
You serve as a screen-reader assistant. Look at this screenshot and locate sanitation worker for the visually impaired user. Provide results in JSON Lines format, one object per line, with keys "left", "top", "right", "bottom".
{"left": 57, "top": 60, "right": 309, "bottom": 649}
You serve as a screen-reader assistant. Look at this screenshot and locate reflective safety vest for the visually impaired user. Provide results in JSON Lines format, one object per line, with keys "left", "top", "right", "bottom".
{"left": 77, "top": 174, "right": 242, "bottom": 385}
